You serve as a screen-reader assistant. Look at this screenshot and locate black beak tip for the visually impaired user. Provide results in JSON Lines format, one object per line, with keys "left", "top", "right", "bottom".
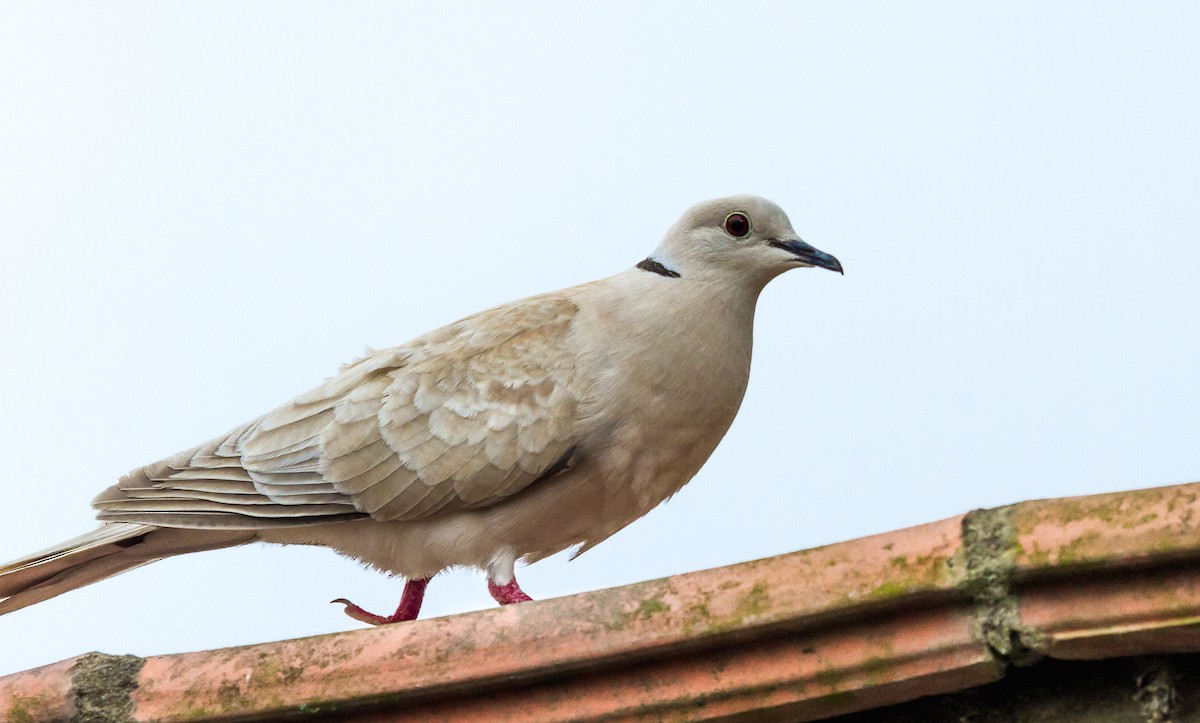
{"left": 769, "top": 238, "right": 843, "bottom": 275}
{"left": 814, "top": 250, "right": 844, "bottom": 276}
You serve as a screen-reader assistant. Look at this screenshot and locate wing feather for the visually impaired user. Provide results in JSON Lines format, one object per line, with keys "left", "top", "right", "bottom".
{"left": 162, "top": 468, "right": 254, "bottom": 483}
{"left": 154, "top": 480, "right": 259, "bottom": 495}
{"left": 93, "top": 294, "right": 583, "bottom": 529}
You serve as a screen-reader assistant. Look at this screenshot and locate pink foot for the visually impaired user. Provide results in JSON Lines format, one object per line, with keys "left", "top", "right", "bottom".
{"left": 488, "top": 578, "right": 534, "bottom": 606}
{"left": 333, "top": 577, "right": 429, "bottom": 626}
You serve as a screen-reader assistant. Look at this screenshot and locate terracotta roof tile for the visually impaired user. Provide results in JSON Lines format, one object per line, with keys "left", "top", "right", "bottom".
{"left": 4, "top": 480, "right": 1200, "bottom": 721}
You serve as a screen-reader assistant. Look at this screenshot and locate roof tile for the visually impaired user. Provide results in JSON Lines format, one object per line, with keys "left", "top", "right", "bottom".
{"left": 5, "top": 481, "right": 1200, "bottom": 721}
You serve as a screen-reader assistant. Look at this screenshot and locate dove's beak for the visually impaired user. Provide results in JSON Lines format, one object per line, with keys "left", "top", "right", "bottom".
{"left": 768, "top": 239, "right": 844, "bottom": 275}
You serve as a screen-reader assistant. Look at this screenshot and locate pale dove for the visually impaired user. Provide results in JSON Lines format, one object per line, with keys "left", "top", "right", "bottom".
{"left": 0, "top": 196, "right": 842, "bottom": 625}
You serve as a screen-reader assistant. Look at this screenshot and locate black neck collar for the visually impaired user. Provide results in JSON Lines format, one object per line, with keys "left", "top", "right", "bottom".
{"left": 636, "top": 257, "right": 681, "bottom": 278}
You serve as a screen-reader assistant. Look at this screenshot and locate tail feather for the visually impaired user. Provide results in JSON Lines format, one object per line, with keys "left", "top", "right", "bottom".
{"left": 0, "top": 523, "right": 254, "bottom": 615}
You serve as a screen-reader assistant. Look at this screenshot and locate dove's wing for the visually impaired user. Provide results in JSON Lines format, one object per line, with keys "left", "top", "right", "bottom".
{"left": 94, "top": 295, "right": 584, "bottom": 528}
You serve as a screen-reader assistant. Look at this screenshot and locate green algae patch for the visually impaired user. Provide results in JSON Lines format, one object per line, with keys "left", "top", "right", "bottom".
{"left": 634, "top": 597, "right": 671, "bottom": 621}
{"left": 3, "top": 693, "right": 52, "bottom": 723}
{"left": 868, "top": 580, "right": 911, "bottom": 601}
{"left": 704, "top": 582, "right": 771, "bottom": 635}
{"left": 603, "top": 583, "right": 677, "bottom": 632}
{"left": 1134, "top": 512, "right": 1160, "bottom": 527}
{"left": 1051, "top": 529, "right": 1104, "bottom": 565}
{"left": 679, "top": 581, "right": 772, "bottom": 636}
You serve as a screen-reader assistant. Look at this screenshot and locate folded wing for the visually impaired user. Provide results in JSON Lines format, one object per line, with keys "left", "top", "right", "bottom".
{"left": 94, "top": 295, "right": 583, "bottom": 528}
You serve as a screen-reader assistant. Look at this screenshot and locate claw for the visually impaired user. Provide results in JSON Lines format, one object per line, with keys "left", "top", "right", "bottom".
{"left": 332, "top": 598, "right": 393, "bottom": 626}
{"left": 332, "top": 577, "right": 431, "bottom": 626}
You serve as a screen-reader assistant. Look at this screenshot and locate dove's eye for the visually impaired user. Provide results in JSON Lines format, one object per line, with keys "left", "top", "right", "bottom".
{"left": 723, "top": 212, "right": 751, "bottom": 238}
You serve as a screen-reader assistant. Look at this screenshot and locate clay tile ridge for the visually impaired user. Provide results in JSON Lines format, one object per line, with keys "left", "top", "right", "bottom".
{"left": 4, "top": 479, "right": 1200, "bottom": 722}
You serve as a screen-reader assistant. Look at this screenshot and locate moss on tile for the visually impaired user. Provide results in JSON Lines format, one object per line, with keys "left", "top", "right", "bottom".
{"left": 71, "top": 652, "right": 144, "bottom": 723}
{"left": 679, "top": 582, "right": 772, "bottom": 636}
{"left": 868, "top": 581, "right": 912, "bottom": 601}
{"left": 634, "top": 597, "right": 671, "bottom": 620}
{"left": 1051, "top": 530, "right": 1104, "bottom": 565}
{"left": 963, "top": 505, "right": 1040, "bottom": 666}
{"left": 2, "top": 693, "right": 52, "bottom": 723}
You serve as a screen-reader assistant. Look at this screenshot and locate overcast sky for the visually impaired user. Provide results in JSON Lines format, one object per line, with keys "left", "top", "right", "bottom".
{"left": 1, "top": 2, "right": 1198, "bottom": 675}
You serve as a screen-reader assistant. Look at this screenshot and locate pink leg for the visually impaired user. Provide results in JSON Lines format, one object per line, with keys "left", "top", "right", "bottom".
{"left": 488, "top": 577, "right": 534, "bottom": 605}
{"left": 332, "top": 577, "right": 430, "bottom": 626}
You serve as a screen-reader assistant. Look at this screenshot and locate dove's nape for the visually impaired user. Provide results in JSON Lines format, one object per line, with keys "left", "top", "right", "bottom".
{"left": 0, "top": 195, "right": 840, "bottom": 625}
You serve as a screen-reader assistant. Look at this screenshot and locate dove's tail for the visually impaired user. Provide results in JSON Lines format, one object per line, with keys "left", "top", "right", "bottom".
{"left": 0, "top": 523, "right": 254, "bottom": 616}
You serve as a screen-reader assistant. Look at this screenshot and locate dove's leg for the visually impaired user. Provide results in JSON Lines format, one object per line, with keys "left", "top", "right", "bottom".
{"left": 332, "top": 576, "right": 430, "bottom": 626}
{"left": 486, "top": 547, "right": 534, "bottom": 605}
{"left": 488, "top": 578, "right": 534, "bottom": 605}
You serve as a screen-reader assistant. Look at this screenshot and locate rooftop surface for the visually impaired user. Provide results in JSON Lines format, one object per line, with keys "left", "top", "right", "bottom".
{"left": 4, "top": 479, "right": 1200, "bottom": 722}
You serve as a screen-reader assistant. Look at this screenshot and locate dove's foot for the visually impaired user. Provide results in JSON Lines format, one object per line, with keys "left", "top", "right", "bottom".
{"left": 488, "top": 577, "right": 534, "bottom": 605}
{"left": 332, "top": 576, "right": 430, "bottom": 626}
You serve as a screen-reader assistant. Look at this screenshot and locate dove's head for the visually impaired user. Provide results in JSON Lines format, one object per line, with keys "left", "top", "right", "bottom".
{"left": 647, "top": 195, "right": 842, "bottom": 288}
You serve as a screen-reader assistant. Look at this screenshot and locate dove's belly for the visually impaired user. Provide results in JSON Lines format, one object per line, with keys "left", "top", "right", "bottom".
{"left": 265, "top": 415, "right": 727, "bottom": 579}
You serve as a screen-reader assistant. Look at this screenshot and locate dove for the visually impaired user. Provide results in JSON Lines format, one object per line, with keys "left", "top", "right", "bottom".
{"left": 0, "top": 195, "right": 842, "bottom": 625}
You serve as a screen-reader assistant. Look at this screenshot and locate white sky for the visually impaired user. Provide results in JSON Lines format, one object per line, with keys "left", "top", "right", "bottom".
{"left": 1, "top": 3, "right": 1198, "bottom": 675}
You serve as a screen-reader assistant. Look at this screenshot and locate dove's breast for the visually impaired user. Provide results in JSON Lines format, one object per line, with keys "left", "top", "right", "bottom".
{"left": 523, "top": 271, "right": 759, "bottom": 551}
